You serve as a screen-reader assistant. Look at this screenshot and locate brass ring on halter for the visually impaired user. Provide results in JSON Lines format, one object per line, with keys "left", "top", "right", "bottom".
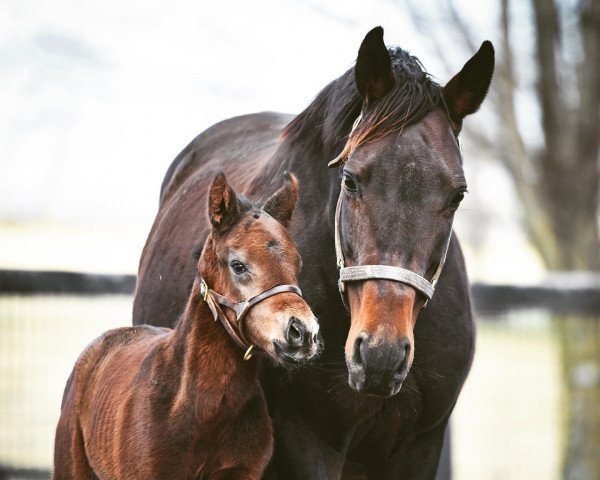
{"left": 243, "top": 345, "right": 255, "bottom": 361}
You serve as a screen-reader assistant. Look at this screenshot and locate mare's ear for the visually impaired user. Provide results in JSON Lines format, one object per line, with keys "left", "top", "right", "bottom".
{"left": 443, "top": 41, "right": 495, "bottom": 133}
{"left": 263, "top": 172, "right": 299, "bottom": 228}
{"left": 355, "top": 26, "right": 395, "bottom": 104}
{"left": 208, "top": 172, "right": 240, "bottom": 232}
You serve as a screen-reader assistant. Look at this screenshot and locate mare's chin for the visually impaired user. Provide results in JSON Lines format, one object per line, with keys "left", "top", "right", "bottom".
{"left": 347, "top": 368, "right": 407, "bottom": 398}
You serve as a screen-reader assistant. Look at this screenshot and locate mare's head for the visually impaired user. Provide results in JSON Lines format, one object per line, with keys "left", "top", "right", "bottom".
{"left": 200, "top": 172, "right": 320, "bottom": 365}
{"left": 330, "top": 28, "right": 494, "bottom": 396}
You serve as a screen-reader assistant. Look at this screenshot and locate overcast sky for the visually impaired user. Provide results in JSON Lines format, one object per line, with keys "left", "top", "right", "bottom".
{"left": 1, "top": 0, "right": 543, "bottom": 280}
{"left": 0, "top": 0, "right": 502, "bottom": 223}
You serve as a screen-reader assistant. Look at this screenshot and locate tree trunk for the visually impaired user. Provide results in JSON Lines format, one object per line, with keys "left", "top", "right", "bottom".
{"left": 407, "top": 0, "right": 600, "bottom": 475}
{"left": 557, "top": 315, "right": 600, "bottom": 480}
{"left": 531, "top": 0, "right": 600, "bottom": 271}
{"left": 529, "top": 0, "right": 600, "bottom": 476}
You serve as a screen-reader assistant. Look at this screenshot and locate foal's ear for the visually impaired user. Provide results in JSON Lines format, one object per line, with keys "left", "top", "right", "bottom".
{"left": 443, "top": 41, "right": 495, "bottom": 133}
{"left": 355, "top": 26, "right": 395, "bottom": 104}
{"left": 208, "top": 172, "right": 240, "bottom": 232}
{"left": 263, "top": 172, "right": 299, "bottom": 228}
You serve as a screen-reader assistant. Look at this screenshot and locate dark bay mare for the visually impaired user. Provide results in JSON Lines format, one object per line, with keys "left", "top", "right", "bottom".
{"left": 133, "top": 27, "right": 494, "bottom": 479}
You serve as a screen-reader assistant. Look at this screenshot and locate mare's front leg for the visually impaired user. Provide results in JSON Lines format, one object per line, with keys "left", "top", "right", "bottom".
{"left": 262, "top": 391, "right": 346, "bottom": 480}
{"left": 368, "top": 419, "right": 449, "bottom": 480}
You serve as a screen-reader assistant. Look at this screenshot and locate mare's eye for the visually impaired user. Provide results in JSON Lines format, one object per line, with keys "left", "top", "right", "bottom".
{"left": 450, "top": 188, "right": 467, "bottom": 208}
{"left": 343, "top": 174, "right": 358, "bottom": 193}
{"left": 230, "top": 260, "right": 248, "bottom": 276}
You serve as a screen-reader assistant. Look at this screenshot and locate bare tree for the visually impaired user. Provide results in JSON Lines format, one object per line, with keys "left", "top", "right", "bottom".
{"left": 411, "top": 0, "right": 599, "bottom": 270}
{"left": 408, "top": 0, "right": 600, "bottom": 477}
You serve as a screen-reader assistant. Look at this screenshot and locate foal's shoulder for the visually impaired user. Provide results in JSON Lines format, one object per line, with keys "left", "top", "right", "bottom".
{"left": 64, "top": 325, "right": 171, "bottom": 408}
{"left": 99, "top": 325, "right": 171, "bottom": 347}
{"left": 77, "top": 325, "right": 170, "bottom": 370}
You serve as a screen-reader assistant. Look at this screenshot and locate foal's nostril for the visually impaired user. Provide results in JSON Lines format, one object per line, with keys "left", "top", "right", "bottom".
{"left": 286, "top": 317, "right": 306, "bottom": 348}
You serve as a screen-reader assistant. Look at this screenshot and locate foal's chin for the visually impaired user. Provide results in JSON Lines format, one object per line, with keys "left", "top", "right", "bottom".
{"left": 253, "top": 333, "right": 322, "bottom": 368}
{"left": 269, "top": 336, "right": 323, "bottom": 368}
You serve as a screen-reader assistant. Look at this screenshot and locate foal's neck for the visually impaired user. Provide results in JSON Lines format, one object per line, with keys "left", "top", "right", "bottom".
{"left": 168, "top": 278, "right": 256, "bottom": 412}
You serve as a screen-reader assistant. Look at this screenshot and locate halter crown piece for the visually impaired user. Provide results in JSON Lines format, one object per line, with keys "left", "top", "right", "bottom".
{"left": 198, "top": 277, "right": 303, "bottom": 360}
{"left": 329, "top": 113, "right": 452, "bottom": 308}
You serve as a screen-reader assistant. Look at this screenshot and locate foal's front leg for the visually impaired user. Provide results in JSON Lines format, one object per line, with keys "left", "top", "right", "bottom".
{"left": 53, "top": 416, "right": 96, "bottom": 480}
{"left": 208, "top": 468, "right": 259, "bottom": 480}
{"left": 210, "top": 392, "right": 273, "bottom": 480}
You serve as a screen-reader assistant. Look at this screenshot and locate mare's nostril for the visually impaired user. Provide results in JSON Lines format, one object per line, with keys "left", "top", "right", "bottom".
{"left": 403, "top": 342, "right": 411, "bottom": 360}
{"left": 397, "top": 337, "right": 411, "bottom": 373}
{"left": 353, "top": 334, "right": 367, "bottom": 366}
{"left": 286, "top": 317, "right": 305, "bottom": 348}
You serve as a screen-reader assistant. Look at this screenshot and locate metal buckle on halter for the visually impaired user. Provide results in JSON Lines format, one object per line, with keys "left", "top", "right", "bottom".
{"left": 328, "top": 113, "right": 363, "bottom": 168}
{"left": 199, "top": 278, "right": 209, "bottom": 301}
{"left": 337, "top": 258, "right": 346, "bottom": 293}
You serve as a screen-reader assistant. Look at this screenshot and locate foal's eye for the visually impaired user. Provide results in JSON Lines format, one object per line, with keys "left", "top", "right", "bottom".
{"left": 230, "top": 260, "right": 248, "bottom": 276}
{"left": 450, "top": 188, "right": 467, "bottom": 208}
{"left": 343, "top": 174, "right": 358, "bottom": 193}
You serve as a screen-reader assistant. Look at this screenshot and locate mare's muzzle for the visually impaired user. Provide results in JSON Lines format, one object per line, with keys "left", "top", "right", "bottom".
{"left": 349, "top": 332, "right": 411, "bottom": 397}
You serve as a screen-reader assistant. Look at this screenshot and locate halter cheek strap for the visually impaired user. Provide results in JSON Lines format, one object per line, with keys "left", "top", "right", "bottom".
{"left": 330, "top": 112, "right": 451, "bottom": 308}
{"left": 333, "top": 180, "right": 451, "bottom": 309}
{"left": 199, "top": 278, "right": 303, "bottom": 360}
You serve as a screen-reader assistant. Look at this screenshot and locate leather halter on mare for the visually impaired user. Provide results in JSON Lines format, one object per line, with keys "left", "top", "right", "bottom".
{"left": 198, "top": 277, "right": 303, "bottom": 360}
{"left": 328, "top": 113, "right": 452, "bottom": 309}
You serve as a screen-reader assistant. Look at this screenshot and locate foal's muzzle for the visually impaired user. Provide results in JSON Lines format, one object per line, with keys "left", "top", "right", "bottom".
{"left": 200, "top": 278, "right": 305, "bottom": 359}
{"left": 274, "top": 316, "right": 321, "bottom": 364}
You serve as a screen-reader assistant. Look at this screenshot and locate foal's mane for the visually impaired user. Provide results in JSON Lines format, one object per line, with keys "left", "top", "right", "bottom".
{"left": 282, "top": 47, "right": 442, "bottom": 159}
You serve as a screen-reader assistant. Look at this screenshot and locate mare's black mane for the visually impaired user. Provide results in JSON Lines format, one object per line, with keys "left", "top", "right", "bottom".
{"left": 283, "top": 47, "right": 442, "bottom": 158}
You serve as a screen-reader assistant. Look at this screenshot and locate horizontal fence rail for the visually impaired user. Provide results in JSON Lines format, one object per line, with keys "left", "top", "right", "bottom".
{"left": 0, "top": 466, "right": 50, "bottom": 480}
{"left": 1, "top": 269, "right": 599, "bottom": 314}
{"left": 471, "top": 282, "right": 600, "bottom": 314}
{"left": 0, "top": 270, "right": 135, "bottom": 295}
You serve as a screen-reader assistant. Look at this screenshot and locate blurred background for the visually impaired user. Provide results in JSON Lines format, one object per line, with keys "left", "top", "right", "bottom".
{"left": 1, "top": 0, "right": 598, "bottom": 478}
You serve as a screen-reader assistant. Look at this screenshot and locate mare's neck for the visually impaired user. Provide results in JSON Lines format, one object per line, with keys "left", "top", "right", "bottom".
{"left": 168, "top": 279, "right": 256, "bottom": 413}
{"left": 272, "top": 102, "right": 359, "bottom": 215}
{"left": 264, "top": 104, "right": 355, "bottom": 332}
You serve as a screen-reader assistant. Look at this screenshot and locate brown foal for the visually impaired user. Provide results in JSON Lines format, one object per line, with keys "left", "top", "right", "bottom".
{"left": 53, "top": 172, "right": 320, "bottom": 480}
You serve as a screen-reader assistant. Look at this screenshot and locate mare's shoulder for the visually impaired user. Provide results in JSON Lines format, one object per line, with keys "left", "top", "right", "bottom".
{"left": 159, "top": 112, "right": 295, "bottom": 204}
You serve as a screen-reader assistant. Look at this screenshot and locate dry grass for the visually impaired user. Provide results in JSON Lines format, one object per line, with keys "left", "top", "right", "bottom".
{"left": 0, "top": 296, "right": 563, "bottom": 478}
{"left": 0, "top": 295, "right": 132, "bottom": 468}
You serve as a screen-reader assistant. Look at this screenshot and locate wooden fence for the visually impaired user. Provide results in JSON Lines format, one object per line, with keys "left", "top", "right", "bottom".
{"left": 1, "top": 269, "right": 599, "bottom": 480}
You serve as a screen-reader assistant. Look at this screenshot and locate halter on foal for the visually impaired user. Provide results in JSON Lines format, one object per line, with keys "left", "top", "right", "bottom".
{"left": 53, "top": 172, "right": 319, "bottom": 480}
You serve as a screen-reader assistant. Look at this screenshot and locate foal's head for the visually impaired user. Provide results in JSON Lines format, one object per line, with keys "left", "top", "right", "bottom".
{"left": 199, "top": 172, "right": 320, "bottom": 364}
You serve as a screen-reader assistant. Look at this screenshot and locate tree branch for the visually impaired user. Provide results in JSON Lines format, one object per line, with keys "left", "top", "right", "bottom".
{"left": 442, "top": 0, "right": 478, "bottom": 53}
{"left": 531, "top": 0, "right": 565, "bottom": 161}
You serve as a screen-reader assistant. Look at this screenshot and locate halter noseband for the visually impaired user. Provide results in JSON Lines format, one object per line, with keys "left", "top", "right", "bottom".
{"left": 198, "top": 277, "right": 303, "bottom": 360}
{"left": 330, "top": 113, "right": 452, "bottom": 309}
